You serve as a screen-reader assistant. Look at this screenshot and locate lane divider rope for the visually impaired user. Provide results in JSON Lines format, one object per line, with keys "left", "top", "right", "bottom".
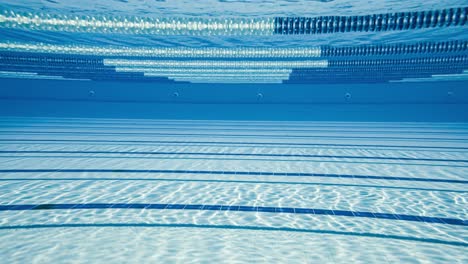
{"left": 0, "top": 7, "right": 466, "bottom": 35}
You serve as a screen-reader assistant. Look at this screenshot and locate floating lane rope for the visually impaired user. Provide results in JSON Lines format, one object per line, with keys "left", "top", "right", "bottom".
{"left": 0, "top": 10, "right": 274, "bottom": 35}
{"left": 275, "top": 7, "right": 468, "bottom": 35}
{"left": 0, "top": 7, "right": 466, "bottom": 35}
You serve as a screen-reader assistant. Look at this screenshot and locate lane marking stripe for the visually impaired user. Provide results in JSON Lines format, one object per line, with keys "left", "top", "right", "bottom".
{"left": 0, "top": 169, "right": 465, "bottom": 184}
{"left": 0, "top": 203, "right": 465, "bottom": 226}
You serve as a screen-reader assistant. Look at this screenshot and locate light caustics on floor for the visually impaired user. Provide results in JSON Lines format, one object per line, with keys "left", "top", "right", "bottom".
{"left": 0, "top": 118, "right": 467, "bottom": 262}
{"left": 0, "top": 7, "right": 467, "bottom": 35}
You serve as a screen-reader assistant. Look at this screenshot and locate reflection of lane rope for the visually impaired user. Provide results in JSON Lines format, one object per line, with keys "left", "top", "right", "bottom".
{"left": 121, "top": 68, "right": 292, "bottom": 74}
{"left": 0, "top": 41, "right": 466, "bottom": 58}
{"left": 1, "top": 54, "right": 467, "bottom": 83}
{"left": 0, "top": 43, "right": 321, "bottom": 58}
{"left": 103, "top": 59, "right": 329, "bottom": 68}
{"left": 321, "top": 40, "right": 468, "bottom": 57}
{"left": 104, "top": 57, "right": 465, "bottom": 70}
{"left": 328, "top": 56, "right": 468, "bottom": 67}
{"left": 0, "top": 7, "right": 466, "bottom": 35}
{"left": 0, "top": 41, "right": 466, "bottom": 83}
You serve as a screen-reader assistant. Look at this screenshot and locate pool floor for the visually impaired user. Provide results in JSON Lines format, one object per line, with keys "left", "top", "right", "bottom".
{"left": 0, "top": 117, "right": 467, "bottom": 263}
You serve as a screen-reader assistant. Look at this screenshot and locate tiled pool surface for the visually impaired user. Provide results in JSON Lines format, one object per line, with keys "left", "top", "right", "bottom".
{"left": 0, "top": 117, "right": 467, "bottom": 263}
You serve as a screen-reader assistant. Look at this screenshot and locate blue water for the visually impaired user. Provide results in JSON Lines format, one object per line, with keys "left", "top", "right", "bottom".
{"left": 0, "top": 0, "right": 467, "bottom": 263}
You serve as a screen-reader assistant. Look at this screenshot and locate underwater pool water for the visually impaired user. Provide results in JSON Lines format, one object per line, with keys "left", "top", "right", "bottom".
{"left": 0, "top": 0, "right": 467, "bottom": 263}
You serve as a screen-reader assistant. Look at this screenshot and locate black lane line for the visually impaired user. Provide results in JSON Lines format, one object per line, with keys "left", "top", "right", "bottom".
{"left": 2, "top": 124, "right": 468, "bottom": 134}
{"left": 1, "top": 130, "right": 466, "bottom": 141}
{"left": 0, "top": 223, "right": 465, "bottom": 247}
{"left": 0, "top": 150, "right": 466, "bottom": 163}
{"left": 1, "top": 139, "right": 467, "bottom": 150}
{"left": 0, "top": 169, "right": 466, "bottom": 184}
{"left": 0, "top": 177, "right": 464, "bottom": 192}
{"left": 0, "top": 203, "right": 466, "bottom": 226}
{"left": 1, "top": 119, "right": 467, "bottom": 130}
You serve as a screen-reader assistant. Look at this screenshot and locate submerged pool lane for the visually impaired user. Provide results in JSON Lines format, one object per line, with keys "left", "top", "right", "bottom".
{"left": 0, "top": 0, "right": 467, "bottom": 263}
{"left": 0, "top": 118, "right": 466, "bottom": 262}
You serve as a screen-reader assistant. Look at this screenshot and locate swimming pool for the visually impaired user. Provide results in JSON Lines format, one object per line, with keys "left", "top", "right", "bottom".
{"left": 0, "top": 0, "right": 467, "bottom": 263}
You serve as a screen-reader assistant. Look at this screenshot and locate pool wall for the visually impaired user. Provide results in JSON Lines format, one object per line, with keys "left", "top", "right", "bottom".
{"left": 1, "top": 78, "right": 467, "bottom": 121}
